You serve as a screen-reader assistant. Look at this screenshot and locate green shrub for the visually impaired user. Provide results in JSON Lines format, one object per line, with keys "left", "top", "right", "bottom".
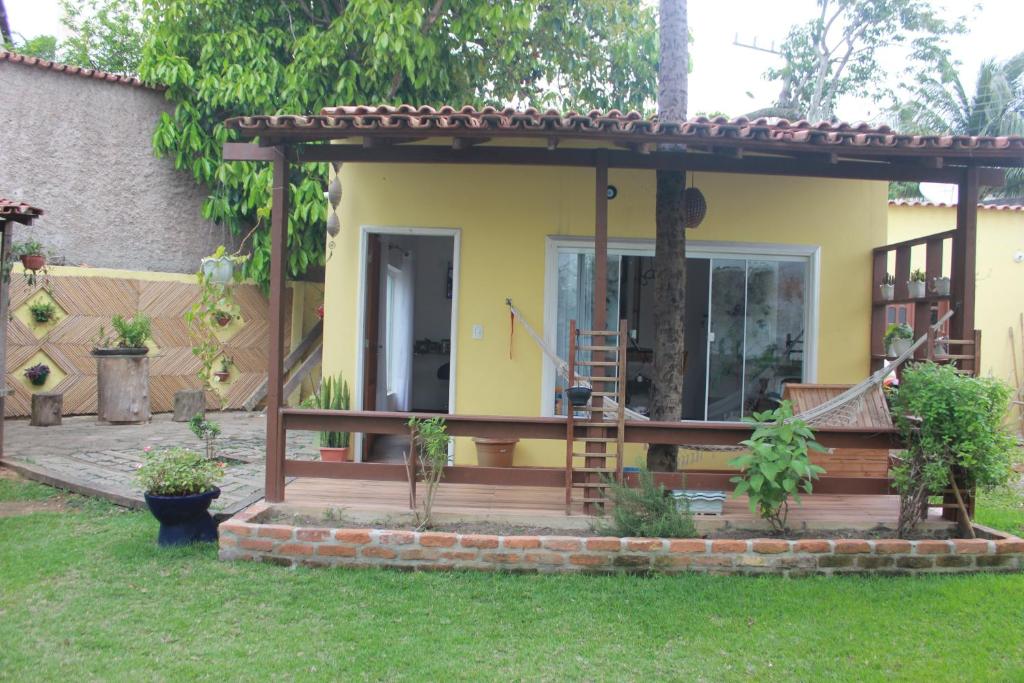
{"left": 891, "top": 362, "right": 1016, "bottom": 536}
{"left": 594, "top": 468, "right": 697, "bottom": 539}
{"left": 136, "top": 448, "right": 224, "bottom": 496}
{"left": 729, "top": 401, "right": 826, "bottom": 532}
{"left": 110, "top": 313, "right": 152, "bottom": 349}
{"left": 28, "top": 300, "right": 57, "bottom": 324}
{"left": 303, "top": 373, "right": 351, "bottom": 448}
{"left": 407, "top": 417, "right": 449, "bottom": 529}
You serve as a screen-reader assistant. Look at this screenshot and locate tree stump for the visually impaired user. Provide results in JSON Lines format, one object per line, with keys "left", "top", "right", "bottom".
{"left": 173, "top": 389, "right": 206, "bottom": 422}
{"left": 30, "top": 392, "right": 62, "bottom": 427}
{"left": 96, "top": 354, "right": 150, "bottom": 424}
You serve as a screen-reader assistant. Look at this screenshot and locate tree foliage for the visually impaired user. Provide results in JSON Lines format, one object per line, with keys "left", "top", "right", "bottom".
{"left": 138, "top": 0, "right": 658, "bottom": 287}
{"left": 890, "top": 53, "right": 1024, "bottom": 198}
{"left": 765, "top": 0, "right": 964, "bottom": 122}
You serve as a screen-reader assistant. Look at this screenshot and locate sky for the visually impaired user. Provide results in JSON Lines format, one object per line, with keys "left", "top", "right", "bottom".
{"left": 5, "top": 0, "right": 1024, "bottom": 124}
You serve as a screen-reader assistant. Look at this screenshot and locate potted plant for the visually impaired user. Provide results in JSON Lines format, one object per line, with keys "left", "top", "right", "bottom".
{"left": 136, "top": 447, "right": 224, "bottom": 546}
{"left": 214, "top": 356, "right": 232, "bottom": 383}
{"left": 907, "top": 268, "right": 927, "bottom": 298}
{"left": 93, "top": 313, "right": 152, "bottom": 355}
{"left": 10, "top": 239, "right": 49, "bottom": 285}
{"left": 28, "top": 300, "right": 57, "bottom": 325}
{"left": 883, "top": 322, "right": 914, "bottom": 357}
{"left": 932, "top": 275, "right": 950, "bottom": 296}
{"left": 199, "top": 246, "right": 237, "bottom": 286}
{"left": 879, "top": 273, "right": 895, "bottom": 301}
{"left": 23, "top": 363, "right": 50, "bottom": 386}
{"left": 303, "top": 373, "right": 351, "bottom": 461}
{"left": 213, "top": 308, "right": 233, "bottom": 327}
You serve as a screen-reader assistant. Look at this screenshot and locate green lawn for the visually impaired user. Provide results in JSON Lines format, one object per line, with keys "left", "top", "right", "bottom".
{"left": 2, "top": 478, "right": 1023, "bottom": 682}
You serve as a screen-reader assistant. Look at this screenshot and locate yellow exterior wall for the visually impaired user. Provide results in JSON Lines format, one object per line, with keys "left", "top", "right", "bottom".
{"left": 323, "top": 160, "right": 888, "bottom": 466}
{"left": 887, "top": 204, "right": 1024, "bottom": 390}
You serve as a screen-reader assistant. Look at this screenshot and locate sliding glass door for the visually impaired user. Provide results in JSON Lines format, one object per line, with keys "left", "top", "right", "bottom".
{"left": 549, "top": 241, "right": 813, "bottom": 421}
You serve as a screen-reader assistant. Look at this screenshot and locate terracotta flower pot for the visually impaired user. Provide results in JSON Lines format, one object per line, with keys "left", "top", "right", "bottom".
{"left": 20, "top": 254, "right": 45, "bottom": 271}
{"left": 320, "top": 447, "right": 351, "bottom": 462}
{"left": 214, "top": 370, "right": 230, "bottom": 383}
{"left": 473, "top": 438, "right": 518, "bottom": 467}
{"left": 215, "top": 313, "right": 232, "bottom": 327}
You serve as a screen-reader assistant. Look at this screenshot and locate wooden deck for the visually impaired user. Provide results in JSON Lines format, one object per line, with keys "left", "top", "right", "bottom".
{"left": 282, "top": 477, "right": 947, "bottom": 532}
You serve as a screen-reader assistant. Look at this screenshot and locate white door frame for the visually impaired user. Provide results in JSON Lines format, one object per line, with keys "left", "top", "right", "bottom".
{"left": 353, "top": 225, "right": 461, "bottom": 461}
{"left": 541, "top": 235, "right": 821, "bottom": 418}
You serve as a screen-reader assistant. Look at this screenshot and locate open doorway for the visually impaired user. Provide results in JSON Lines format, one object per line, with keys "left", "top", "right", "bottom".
{"left": 360, "top": 230, "right": 456, "bottom": 461}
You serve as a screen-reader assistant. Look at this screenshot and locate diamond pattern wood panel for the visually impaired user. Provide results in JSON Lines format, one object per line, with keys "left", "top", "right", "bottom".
{"left": 5, "top": 274, "right": 284, "bottom": 417}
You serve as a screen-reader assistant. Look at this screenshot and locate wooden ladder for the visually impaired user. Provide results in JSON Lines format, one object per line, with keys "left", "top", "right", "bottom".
{"left": 565, "top": 319, "right": 627, "bottom": 515}
{"left": 927, "top": 327, "right": 982, "bottom": 375}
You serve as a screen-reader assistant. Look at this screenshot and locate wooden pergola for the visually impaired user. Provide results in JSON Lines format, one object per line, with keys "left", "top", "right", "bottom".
{"left": 222, "top": 106, "right": 1024, "bottom": 514}
{"left": 0, "top": 199, "right": 44, "bottom": 459}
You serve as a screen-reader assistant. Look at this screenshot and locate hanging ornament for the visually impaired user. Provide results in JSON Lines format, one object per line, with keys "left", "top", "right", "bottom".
{"left": 326, "top": 210, "right": 340, "bottom": 238}
{"left": 327, "top": 175, "right": 342, "bottom": 207}
{"left": 683, "top": 173, "right": 707, "bottom": 229}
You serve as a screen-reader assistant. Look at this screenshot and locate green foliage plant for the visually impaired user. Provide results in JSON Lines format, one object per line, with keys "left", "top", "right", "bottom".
{"left": 184, "top": 246, "right": 245, "bottom": 397}
{"left": 909, "top": 268, "right": 927, "bottom": 283}
{"left": 139, "top": 0, "right": 658, "bottom": 290}
{"left": 594, "top": 468, "right": 697, "bottom": 539}
{"left": 9, "top": 240, "right": 50, "bottom": 286}
{"left": 23, "top": 363, "right": 51, "bottom": 386}
{"left": 883, "top": 322, "right": 914, "bottom": 347}
{"left": 406, "top": 416, "right": 448, "bottom": 529}
{"left": 729, "top": 401, "right": 827, "bottom": 532}
{"left": 188, "top": 414, "right": 221, "bottom": 460}
{"left": 28, "top": 300, "right": 58, "bottom": 325}
{"left": 890, "top": 362, "right": 1016, "bottom": 537}
{"left": 303, "top": 373, "right": 351, "bottom": 449}
{"left": 110, "top": 313, "right": 152, "bottom": 349}
{"left": 136, "top": 447, "right": 224, "bottom": 496}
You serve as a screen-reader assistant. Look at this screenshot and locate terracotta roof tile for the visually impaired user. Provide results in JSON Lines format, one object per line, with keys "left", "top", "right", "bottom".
{"left": 0, "top": 198, "right": 44, "bottom": 219}
{"left": 224, "top": 105, "right": 1024, "bottom": 162}
{"left": 888, "top": 199, "right": 1024, "bottom": 212}
{"left": 0, "top": 50, "right": 160, "bottom": 90}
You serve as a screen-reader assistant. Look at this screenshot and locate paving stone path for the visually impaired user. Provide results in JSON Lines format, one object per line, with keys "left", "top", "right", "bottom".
{"left": 2, "top": 411, "right": 317, "bottom": 515}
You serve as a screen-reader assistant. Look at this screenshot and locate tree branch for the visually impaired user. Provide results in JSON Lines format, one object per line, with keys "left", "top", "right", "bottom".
{"left": 387, "top": 0, "right": 446, "bottom": 100}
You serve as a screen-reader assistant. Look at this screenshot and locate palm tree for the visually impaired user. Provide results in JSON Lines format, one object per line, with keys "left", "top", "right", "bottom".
{"left": 648, "top": 0, "right": 688, "bottom": 471}
{"left": 892, "top": 54, "right": 1024, "bottom": 198}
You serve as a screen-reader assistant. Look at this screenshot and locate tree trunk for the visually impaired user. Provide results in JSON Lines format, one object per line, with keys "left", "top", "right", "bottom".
{"left": 648, "top": 0, "right": 688, "bottom": 472}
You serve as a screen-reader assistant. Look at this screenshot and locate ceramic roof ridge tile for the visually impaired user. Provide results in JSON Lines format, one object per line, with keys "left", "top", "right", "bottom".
{"left": 889, "top": 199, "right": 1024, "bottom": 211}
{"left": 0, "top": 198, "right": 44, "bottom": 218}
{"left": 0, "top": 50, "right": 161, "bottom": 90}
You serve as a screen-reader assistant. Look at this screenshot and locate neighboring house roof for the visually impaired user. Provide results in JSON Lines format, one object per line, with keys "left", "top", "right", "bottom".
{"left": 0, "top": 198, "right": 44, "bottom": 224}
{"left": 888, "top": 199, "right": 1024, "bottom": 212}
{"left": 0, "top": 50, "right": 161, "bottom": 91}
{"left": 225, "top": 104, "right": 1024, "bottom": 166}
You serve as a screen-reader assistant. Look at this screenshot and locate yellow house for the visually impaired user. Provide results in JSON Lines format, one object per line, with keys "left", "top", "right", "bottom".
{"left": 223, "top": 105, "right": 1022, "bottom": 505}
{"left": 887, "top": 199, "right": 1024, "bottom": 390}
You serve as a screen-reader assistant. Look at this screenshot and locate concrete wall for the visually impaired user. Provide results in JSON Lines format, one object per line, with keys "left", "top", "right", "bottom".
{"left": 321, "top": 157, "right": 888, "bottom": 466}
{"left": 0, "top": 62, "right": 234, "bottom": 273}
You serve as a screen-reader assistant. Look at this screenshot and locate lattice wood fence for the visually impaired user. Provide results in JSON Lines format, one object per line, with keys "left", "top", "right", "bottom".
{"left": 5, "top": 274, "right": 287, "bottom": 417}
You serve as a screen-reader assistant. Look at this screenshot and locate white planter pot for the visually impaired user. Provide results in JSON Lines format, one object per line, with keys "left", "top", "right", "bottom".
{"left": 879, "top": 284, "right": 894, "bottom": 301}
{"left": 932, "top": 277, "right": 950, "bottom": 296}
{"left": 890, "top": 337, "right": 914, "bottom": 357}
{"left": 907, "top": 280, "right": 926, "bottom": 298}
{"left": 200, "top": 256, "right": 234, "bottom": 286}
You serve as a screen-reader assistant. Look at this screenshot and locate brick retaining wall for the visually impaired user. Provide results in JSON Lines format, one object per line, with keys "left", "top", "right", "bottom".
{"left": 219, "top": 504, "right": 1024, "bottom": 576}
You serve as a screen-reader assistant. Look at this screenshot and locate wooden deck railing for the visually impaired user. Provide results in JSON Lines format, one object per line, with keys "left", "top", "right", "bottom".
{"left": 276, "top": 408, "right": 901, "bottom": 499}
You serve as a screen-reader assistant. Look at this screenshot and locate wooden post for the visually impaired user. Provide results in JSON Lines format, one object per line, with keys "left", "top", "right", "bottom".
{"left": 265, "top": 146, "right": 290, "bottom": 503}
{"left": 944, "top": 167, "right": 979, "bottom": 520}
{"left": 0, "top": 225, "right": 10, "bottom": 459}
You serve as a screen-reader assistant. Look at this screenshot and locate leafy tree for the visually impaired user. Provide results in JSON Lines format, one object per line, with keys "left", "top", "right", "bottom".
{"left": 647, "top": 0, "right": 687, "bottom": 472}
{"left": 4, "top": 34, "right": 59, "bottom": 60}
{"left": 139, "top": 0, "right": 658, "bottom": 287}
{"left": 891, "top": 53, "right": 1024, "bottom": 198}
{"left": 59, "top": 0, "right": 143, "bottom": 74}
{"left": 764, "top": 0, "right": 964, "bottom": 122}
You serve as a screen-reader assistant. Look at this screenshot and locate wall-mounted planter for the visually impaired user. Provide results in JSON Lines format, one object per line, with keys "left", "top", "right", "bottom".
{"left": 95, "top": 352, "right": 150, "bottom": 424}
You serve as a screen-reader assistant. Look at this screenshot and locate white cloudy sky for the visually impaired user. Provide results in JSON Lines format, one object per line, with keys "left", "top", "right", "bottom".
{"left": 5, "top": 0, "right": 1023, "bottom": 123}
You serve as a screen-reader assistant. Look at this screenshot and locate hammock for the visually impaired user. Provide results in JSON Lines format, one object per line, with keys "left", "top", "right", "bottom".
{"left": 507, "top": 298, "right": 953, "bottom": 451}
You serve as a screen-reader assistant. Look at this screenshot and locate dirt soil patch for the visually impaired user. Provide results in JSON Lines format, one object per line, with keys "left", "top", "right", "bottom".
{"left": 0, "top": 500, "right": 68, "bottom": 517}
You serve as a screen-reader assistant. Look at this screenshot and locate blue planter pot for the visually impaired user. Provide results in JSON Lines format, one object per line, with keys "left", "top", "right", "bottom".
{"left": 144, "top": 488, "right": 220, "bottom": 546}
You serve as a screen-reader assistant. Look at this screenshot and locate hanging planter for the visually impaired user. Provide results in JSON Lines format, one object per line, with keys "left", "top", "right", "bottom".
{"left": 20, "top": 253, "right": 46, "bottom": 272}
{"left": 200, "top": 255, "right": 234, "bottom": 285}
{"left": 565, "top": 385, "right": 592, "bottom": 407}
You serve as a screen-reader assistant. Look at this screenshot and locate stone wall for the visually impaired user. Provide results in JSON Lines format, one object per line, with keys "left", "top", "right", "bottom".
{"left": 220, "top": 504, "right": 1024, "bottom": 576}
{"left": 0, "top": 60, "right": 236, "bottom": 273}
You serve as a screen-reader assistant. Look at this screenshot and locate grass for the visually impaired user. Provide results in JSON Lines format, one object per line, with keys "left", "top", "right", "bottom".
{"left": 1, "top": 480, "right": 1023, "bottom": 681}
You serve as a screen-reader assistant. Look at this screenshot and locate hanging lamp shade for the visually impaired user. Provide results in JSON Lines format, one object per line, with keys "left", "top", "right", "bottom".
{"left": 326, "top": 210, "right": 341, "bottom": 238}
{"left": 683, "top": 187, "right": 707, "bottom": 228}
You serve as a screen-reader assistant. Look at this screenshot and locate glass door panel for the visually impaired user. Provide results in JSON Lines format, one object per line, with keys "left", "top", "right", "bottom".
{"left": 705, "top": 259, "right": 746, "bottom": 421}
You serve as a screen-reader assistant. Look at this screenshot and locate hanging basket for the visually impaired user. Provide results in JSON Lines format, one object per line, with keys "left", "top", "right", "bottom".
{"left": 200, "top": 255, "right": 234, "bottom": 286}
{"left": 684, "top": 187, "right": 707, "bottom": 228}
{"left": 20, "top": 254, "right": 45, "bottom": 272}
